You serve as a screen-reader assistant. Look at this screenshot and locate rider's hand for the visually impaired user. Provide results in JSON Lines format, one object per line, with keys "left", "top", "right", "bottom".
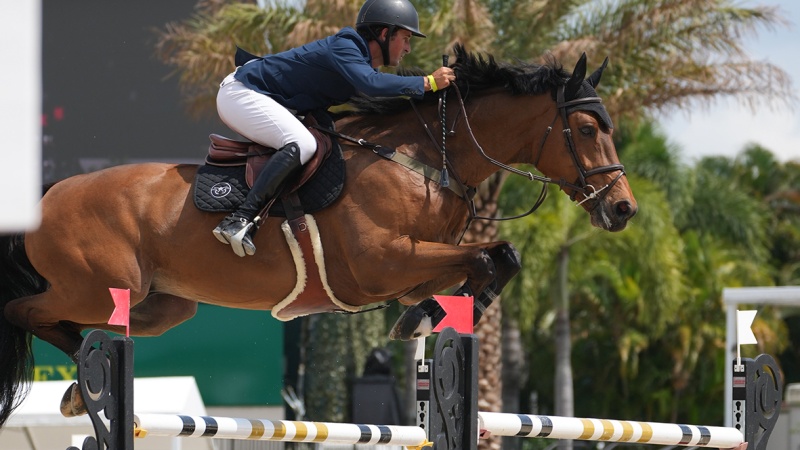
{"left": 425, "top": 66, "right": 456, "bottom": 92}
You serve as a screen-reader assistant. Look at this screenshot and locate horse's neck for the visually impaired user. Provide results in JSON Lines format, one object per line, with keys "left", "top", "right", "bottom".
{"left": 444, "top": 91, "right": 557, "bottom": 185}
{"left": 337, "top": 112, "right": 440, "bottom": 164}
{"left": 335, "top": 92, "right": 556, "bottom": 187}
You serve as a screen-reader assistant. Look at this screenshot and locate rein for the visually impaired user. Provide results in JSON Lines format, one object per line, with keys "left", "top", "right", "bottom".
{"left": 318, "top": 81, "right": 626, "bottom": 222}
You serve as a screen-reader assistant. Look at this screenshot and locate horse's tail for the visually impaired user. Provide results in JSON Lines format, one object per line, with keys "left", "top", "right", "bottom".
{"left": 0, "top": 191, "right": 52, "bottom": 427}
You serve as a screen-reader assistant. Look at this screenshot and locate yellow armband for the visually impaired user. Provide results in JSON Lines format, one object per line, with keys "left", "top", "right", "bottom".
{"left": 427, "top": 75, "right": 438, "bottom": 93}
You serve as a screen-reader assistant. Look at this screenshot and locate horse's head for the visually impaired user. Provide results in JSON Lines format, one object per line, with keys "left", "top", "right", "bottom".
{"left": 533, "top": 53, "right": 637, "bottom": 232}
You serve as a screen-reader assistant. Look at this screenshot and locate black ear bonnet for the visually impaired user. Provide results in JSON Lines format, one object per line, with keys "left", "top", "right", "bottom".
{"left": 566, "top": 80, "right": 614, "bottom": 130}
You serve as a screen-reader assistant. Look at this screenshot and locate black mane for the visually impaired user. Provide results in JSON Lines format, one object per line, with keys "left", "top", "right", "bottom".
{"left": 342, "top": 44, "right": 568, "bottom": 117}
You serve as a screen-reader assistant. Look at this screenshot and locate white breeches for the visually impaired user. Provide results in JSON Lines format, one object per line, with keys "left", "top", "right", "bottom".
{"left": 217, "top": 72, "right": 317, "bottom": 165}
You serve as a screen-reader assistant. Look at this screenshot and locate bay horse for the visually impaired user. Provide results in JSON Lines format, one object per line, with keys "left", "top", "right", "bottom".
{"left": 0, "top": 46, "right": 636, "bottom": 427}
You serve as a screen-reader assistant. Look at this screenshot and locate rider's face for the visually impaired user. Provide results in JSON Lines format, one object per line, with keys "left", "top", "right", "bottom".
{"left": 385, "top": 29, "right": 412, "bottom": 66}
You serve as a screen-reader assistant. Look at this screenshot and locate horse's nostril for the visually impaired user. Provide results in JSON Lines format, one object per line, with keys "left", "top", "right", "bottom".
{"left": 616, "top": 200, "right": 634, "bottom": 218}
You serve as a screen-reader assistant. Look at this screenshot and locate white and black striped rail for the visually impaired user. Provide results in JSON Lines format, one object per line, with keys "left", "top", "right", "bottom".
{"left": 478, "top": 412, "right": 744, "bottom": 448}
{"left": 133, "top": 413, "right": 428, "bottom": 446}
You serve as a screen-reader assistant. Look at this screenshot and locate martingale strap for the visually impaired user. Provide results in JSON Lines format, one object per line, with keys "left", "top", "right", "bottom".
{"left": 311, "top": 125, "right": 473, "bottom": 199}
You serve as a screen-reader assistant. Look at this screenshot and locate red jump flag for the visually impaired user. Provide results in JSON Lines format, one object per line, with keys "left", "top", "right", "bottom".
{"left": 432, "top": 295, "right": 474, "bottom": 334}
{"left": 107, "top": 288, "right": 131, "bottom": 337}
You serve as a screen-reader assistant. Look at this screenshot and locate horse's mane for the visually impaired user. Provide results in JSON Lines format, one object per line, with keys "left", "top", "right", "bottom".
{"left": 341, "top": 44, "right": 568, "bottom": 117}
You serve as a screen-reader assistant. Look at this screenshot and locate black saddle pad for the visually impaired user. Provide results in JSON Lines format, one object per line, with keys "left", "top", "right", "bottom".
{"left": 193, "top": 141, "right": 345, "bottom": 217}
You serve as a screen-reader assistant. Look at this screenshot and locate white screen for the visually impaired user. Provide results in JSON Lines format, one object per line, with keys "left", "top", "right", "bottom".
{"left": 0, "top": 1, "right": 41, "bottom": 232}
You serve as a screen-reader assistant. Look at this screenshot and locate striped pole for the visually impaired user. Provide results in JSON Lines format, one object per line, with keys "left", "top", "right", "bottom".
{"left": 478, "top": 412, "right": 744, "bottom": 449}
{"left": 134, "top": 413, "right": 429, "bottom": 447}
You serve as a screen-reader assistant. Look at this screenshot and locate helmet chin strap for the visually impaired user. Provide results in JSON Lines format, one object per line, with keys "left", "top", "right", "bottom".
{"left": 369, "top": 25, "right": 397, "bottom": 66}
{"left": 366, "top": 25, "right": 395, "bottom": 66}
{"left": 379, "top": 26, "right": 395, "bottom": 66}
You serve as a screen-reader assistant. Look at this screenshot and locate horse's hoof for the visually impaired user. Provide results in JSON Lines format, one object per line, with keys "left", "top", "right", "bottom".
{"left": 389, "top": 300, "right": 440, "bottom": 340}
{"left": 60, "top": 382, "right": 88, "bottom": 417}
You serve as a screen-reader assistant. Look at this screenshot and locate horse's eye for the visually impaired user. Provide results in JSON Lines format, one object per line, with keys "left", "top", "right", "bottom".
{"left": 580, "top": 126, "right": 595, "bottom": 137}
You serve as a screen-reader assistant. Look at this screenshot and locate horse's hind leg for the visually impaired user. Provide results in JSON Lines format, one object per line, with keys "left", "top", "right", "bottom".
{"left": 58, "top": 293, "right": 197, "bottom": 417}
{"left": 4, "top": 291, "right": 90, "bottom": 416}
{"left": 8, "top": 289, "right": 198, "bottom": 417}
{"left": 67, "top": 292, "right": 199, "bottom": 337}
{"left": 390, "top": 242, "right": 521, "bottom": 340}
{"left": 7, "top": 290, "right": 198, "bottom": 350}
{"left": 5, "top": 288, "right": 111, "bottom": 418}
{"left": 4, "top": 293, "right": 85, "bottom": 362}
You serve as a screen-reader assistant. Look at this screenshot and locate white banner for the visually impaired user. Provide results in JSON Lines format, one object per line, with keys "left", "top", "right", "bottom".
{"left": 0, "top": 1, "right": 41, "bottom": 232}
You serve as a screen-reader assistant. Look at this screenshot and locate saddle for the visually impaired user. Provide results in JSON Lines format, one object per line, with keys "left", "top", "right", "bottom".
{"left": 193, "top": 113, "right": 344, "bottom": 219}
{"left": 205, "top": 114, "right": 333, "bottom": 193}
{"left": 194, "top": 113, "right": 354, "bottom": 320}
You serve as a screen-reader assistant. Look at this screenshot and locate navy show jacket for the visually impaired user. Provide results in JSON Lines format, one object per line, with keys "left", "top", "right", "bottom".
{"left": 233, "top": 27, "right": 425, "bottom": 113}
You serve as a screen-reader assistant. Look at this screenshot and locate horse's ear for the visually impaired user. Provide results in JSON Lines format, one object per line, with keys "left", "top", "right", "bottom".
{"left": 587, "top": 57, "right": 609, "bottom": 88}
{"left": 566, "top": 53, "right": 587, "bottom": 98}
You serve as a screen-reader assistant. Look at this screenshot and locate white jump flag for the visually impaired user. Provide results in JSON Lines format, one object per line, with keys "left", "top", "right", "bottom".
{"left": 736, "top": 310, "right": 758, "bottom": 368}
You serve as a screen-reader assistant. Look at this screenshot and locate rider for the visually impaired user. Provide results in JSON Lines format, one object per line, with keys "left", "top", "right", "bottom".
{"left": 214, "top": 0, "right": 456, "bottom": 257}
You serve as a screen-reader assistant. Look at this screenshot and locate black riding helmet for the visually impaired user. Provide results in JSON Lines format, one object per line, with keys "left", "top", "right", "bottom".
{"left": 356, "top": 0, "right": 426, "bottom": 66}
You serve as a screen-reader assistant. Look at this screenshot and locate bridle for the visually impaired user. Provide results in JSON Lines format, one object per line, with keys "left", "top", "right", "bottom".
{"left": 434, "top": 82, "right": 627, "bottom": 222}
{"left": 548, "top": 85, "right": 626, "bottom": 206}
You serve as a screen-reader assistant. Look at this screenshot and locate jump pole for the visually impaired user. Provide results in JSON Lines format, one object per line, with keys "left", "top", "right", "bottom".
{"left": 478, "top": 412, "right": 745, "bottom": 448}
{"left": 133, "top": 413, "right": 428, "bottom": 446}
{"left": 65, "top": 327, "right": 781, "bottom": 450}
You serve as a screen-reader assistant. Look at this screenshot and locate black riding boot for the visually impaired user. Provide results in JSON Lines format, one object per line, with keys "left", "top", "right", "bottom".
{"left": 213, "top": 142, "right": 302, "bottom": 257}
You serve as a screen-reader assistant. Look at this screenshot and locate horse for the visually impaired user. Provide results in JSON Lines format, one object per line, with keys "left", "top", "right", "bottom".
{"left": 0, "top": 45, "right": 637, "bottom": 427}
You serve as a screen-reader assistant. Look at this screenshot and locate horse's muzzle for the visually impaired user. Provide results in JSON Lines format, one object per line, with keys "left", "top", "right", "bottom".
{"left": 592, "top": 198, "right": 637, "bottom": 232}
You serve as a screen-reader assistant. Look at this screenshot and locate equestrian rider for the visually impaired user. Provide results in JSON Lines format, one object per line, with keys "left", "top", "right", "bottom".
{"left": 214, "top": 0, "right": 456, "bottom": 257}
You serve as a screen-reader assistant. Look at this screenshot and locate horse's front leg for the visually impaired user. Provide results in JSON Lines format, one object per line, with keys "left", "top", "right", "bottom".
{"left": 389, "top": 241, "right": 521, "bottom": 340}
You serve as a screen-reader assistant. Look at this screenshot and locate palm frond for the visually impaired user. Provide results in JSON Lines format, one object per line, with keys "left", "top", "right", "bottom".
{"left": 552, "top": 0, "right": 793, "bottom": 125}
{"left": 154, "top": 2, "right": 298, "bottom": 118}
